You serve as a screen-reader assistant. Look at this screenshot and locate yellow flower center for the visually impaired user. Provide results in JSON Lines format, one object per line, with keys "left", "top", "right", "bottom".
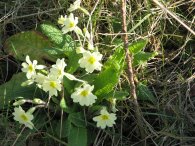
{"left": 101, "top": 115, "right": 109, "bottom": 120}
{"left": 80, "top": 90, "right": 89, "bottom": 97}
{"left": 88, "top": 57, "right": 96, "bottom": 64}
{"left": 50, "top": 81, "right": 57, "bottom": 88}
{"left": 58, "top": 69, "right": 62, "bottom": 75}
{"left": 69, "top": 21, "right": 75, "bottom": 28}
{"left": 21, "top": 114, "right": 28, "bottom": 122}
{"left": 28, "top": 64, "right": 34, "bottom": 72}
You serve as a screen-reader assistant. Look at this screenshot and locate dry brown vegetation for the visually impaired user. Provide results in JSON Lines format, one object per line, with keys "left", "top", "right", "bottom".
{"left": 0, "top": 0, "right": 195, "bottom": 145}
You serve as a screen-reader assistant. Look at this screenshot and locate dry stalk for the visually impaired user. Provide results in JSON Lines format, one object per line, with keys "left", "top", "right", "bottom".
{"left": 121, "top": 0, "right": 146, "bottom": 139}
{"left": 152, "top": 0, "right": 195, "bottom": 35}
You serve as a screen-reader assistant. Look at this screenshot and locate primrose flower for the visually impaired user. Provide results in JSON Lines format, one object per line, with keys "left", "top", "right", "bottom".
{"left": 49, "top": 58, "right": 66, "bottom": 80}
{"left": 87, "top": 42, "right": 94, "bottom": 50}
{"left": 71, "top": 84, "right": 97, "bottom": 106}
{"left": 79, "top": 51, "right": 103, "bottom": 73}
{"left": 68, "top": 0, "right": 81, "bottom": 12}
{"left": 34, "top": 73, "right": 47, "bottom": 88}
{"left": 76, "top": 46, "right": 86, "bottom": 54}
{"left": 42, "top": 75, "right": 62, "bottom": 97}
{"left": 62, "top": 13, "right": 82, "bottom": 35}
{"left": 93, "top": 108, "right": 117, "bottom": 129}
{"left": 21, "top": 55, "right": 45, "bottom": 79}
{"left": 13, "top": 106, "right": 34, "bottom": 129}
{"left": 58, "top": 15, "right": 67, "bottom": 26}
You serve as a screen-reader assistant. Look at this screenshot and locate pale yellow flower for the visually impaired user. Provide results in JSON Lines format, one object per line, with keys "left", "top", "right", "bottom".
{"left": 42, "top": 75, "right": 62, "bottom": 97}
{"left": 13, "top": 106, "right": 34, "bottom": 129}
{"left": 76, "top": 46, "right": 86, "bottom": 54}
{"left": 79, "top": 51, "right": 102, "bottom": 73}
{"left": 71, "top": 84, "right": 97, "bottom": 106}
{"left": 67, "top": 0, "right": 81, "bottom": 12}
{"left": 49, "top": 58, "right": 67, "bottom": 80}
{"left": 58, "top": 15, "right": 67, "bottom": 26}
{"left": 62, "top": 13, "right": 82, "bottom": 35}
{"left": 21, "top": 55, "right": 45, "bottom": 79}
{"left": 93, "top": 108, "right": 116, "bottom": 129}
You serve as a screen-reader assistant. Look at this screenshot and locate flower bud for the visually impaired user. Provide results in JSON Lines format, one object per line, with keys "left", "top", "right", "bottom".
{"left": 13, "top": 99, "right": 26, "bottom": 106}
{"left": 27, "top": 107, "right": 36, "bottom": 114}
{"left": 33, "top": 98, "right": 45, "bottom": 104}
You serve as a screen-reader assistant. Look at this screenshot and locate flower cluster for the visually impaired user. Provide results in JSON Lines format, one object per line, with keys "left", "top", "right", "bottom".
{"left": 21, "top": 56, "right": 85, "bottom": 97}
{"left": 57, "top": 2, "right": 103, "bottom": 74}
{"left": 13, "top": 0, "right": 117, "bottom": 130}
{"left": 59, "top": 2, "right": 115, "bottom": 128}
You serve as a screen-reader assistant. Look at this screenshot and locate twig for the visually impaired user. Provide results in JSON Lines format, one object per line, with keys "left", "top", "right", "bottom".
{"left": 45, "top": 133, "right": 67, "bottom": 145}
{"left": 152, "top": 0, "right": 195, "bottom": 35}
{"left": 0, "top": 7, "right": 65, "bottom": 23}
{"left": 11, "top": 126, "right": 26, "bottom": 146}
{"left": 121, "top": 0, "right": 145, "bottom": 139}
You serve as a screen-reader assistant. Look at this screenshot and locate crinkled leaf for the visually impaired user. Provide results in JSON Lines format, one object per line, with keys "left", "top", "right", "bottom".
{"left": 58, "top": 35, "right": 80, "bottom": 73}
{"left": 104, "top": 47, "right": 125, "bottom": 69}
{"left": 68, "top": 126, "right": 87, "bottom": 146}
{"left": 4, "top": 31, "right": 55, "bottom": 63}
{"left": 43, "top": 48, "right": 60, "bottom": 55}
{"left": 133, "top": 51, "right": 158, "bottom": 66}
{"left": 68, "top": 112, "right": 86, "bottom": 128}
{"left": 66, "top": 52, "right": 81, "bottom": 73}
{"left": 61, "top": 35, "right": 75, "bottom": 56}
{"left": 40, "top": 23, "right": 64, "bottom": 46}
{"left": 129, "top": 39, "right": 148, "bottom": 54}
{"left": 55, "top": 119, "right": 72, "bottom": 138}
{"left": 105, "top": 91, "right": 129, "bottom": 100}
{"left": 0, "top": 73, "right": 44, "bottom": 109}
{"left": 63, "top": 76, "right": 76, "bottom": 94}
{"left": 94, "top": 67, "right": 120, "bottom": 97}
{"left": 94, "top": 48, "right": 125, "bottom": 98}
{"left": 137, "top": 83, "right": 156, "bottom": 103}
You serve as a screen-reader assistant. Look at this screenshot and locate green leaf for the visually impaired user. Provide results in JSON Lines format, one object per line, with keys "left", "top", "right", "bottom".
{"left": 0, "top": 73, "right": 44, "bottom": 109}
{"left": 55, "top": 119, "right": 72, "bottom": 138}
{"left": 137, "top": 83, "right": 156, "bottom": 103}
{"left": 63, "top": 76, "right": 76, "bottom": 94}
{"left": 129, "top": 39, "right": 148, "bottom": 54}
{"left": 104, "top": 47, "right": 125, "bottom": 69}
{"left": 94, "top": 67, "right": 120, "bottom": 97}
{"left": 43, "top": 48, "right": 59, "bottom": 56}
{"left": 4, "top": 31, "right": 55, "bottom": 63}
{"left": 68, "top": 126, "right": 87, "bottom": 146}
{"left": 66, "top": 52, "right": 81, "bottom": 73}
{"left": 94, "top": 47, "right": 125, "bottom": 98}
{"left": 133, "top": 51, "right": 158, "bottom": 66}
{"left": 51, "top": 96, "right": 60, "bottom": 104}
{"left": 105, "top": 91, "right": 129, "bottom": 100}
{"left": 60, "top": 35, "right": 80, "bottom": 73}
{"left": 61, "top": 35, "right": 75, "bottom": 56}
{"left": 39, "top": 23, "right": 64, "bottom": 46}
{"left": 68, "top": 112, "right": 86, "bottom": 128}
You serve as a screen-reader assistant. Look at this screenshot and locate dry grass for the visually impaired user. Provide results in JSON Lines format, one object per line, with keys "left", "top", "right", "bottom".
{"left": 0, "top": 0, "right": 195, "bottom": 145}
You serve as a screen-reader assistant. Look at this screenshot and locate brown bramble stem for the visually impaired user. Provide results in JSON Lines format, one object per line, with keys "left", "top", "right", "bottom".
{"left": 121, "top": 0, "right": 145, "bottom": 139}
